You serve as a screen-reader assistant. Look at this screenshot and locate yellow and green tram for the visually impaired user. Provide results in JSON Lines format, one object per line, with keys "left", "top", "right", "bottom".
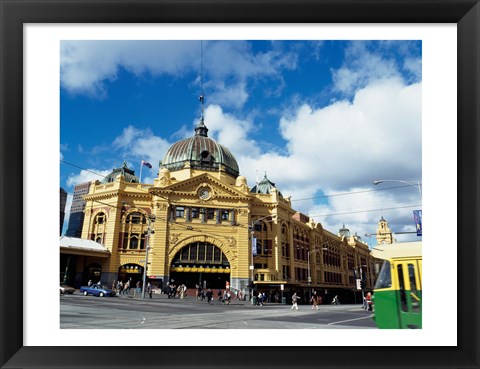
{"left": 372, "top": 241, "right": 422, "bottom": 329}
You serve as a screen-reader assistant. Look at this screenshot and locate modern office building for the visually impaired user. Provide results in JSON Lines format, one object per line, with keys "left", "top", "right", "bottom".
{"left": 60, "top": 188, "right": 67, "bottom": 236}
{"left": 65, "top": 182, "right": 91, "bottom": 238}
{"left": 68, "top": 117, "right": 379, "bottom": 303}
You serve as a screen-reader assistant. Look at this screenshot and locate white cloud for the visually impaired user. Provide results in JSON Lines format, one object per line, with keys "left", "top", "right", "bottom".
{"left": 403, "top": 57, "right": 422, "bottom": 80}
{"left": 60, "top": 40, "right": 298, "bottom": 108}
{"left": 332, "top": 42, "right": 405, "bottom": 96}
{"left": 203, "top": 105, "right": 260, "bottom": 159}
{"left": 112, "top": 125, "right": 171, "bottom": 166}
{"left": 66, "top": 169, "right": 111, "bottom": 188}
{"left": 224, "top": 77, "right": 422, "bottom": 241}
{"left": 278, "top": 78, "right": 421, "bottom": 189}
{"left": 61, "top": 41, "right": 199, "bottom": 97}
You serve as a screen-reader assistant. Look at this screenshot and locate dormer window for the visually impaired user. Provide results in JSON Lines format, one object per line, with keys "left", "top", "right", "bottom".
{"left": 200, "top": 150, "right": 212, "bottom": 163}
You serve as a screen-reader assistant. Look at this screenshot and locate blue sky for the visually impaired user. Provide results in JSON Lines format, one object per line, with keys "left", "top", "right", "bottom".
{"left": 60, "top": 40, "right": 422, "bottom": 244}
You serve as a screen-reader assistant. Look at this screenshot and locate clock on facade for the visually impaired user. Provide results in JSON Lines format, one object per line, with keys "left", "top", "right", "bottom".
{"left": 198, "top": 188, "right": 210, "bottom": 200}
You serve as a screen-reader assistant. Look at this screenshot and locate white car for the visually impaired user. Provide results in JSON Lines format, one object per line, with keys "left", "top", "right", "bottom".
{"left": 60, "top": 284, "right": 75, "bottom": 294}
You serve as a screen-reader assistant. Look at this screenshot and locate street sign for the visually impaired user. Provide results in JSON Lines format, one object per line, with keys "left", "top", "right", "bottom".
{"left": 356, "top": 278, "right": 362, "bottom": 290}
{"left": 280, "top": 284, "right": 284, "bottom": 291}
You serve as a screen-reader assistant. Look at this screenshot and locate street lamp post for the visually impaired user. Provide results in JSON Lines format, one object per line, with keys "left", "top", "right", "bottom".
{"left": 250, "top": 214, "right": 276, "bottom": 304}
{"left": 307, "top": 248, "right": 327, "bottom": 302}
{"left": 355, "top": 264, "right": 368, "bottom": 307}
{"left": 373, "top": 179, "right": 422, "bottom": 202}
{"left": 141, "top": 215, "right": 155, "bottom": 299}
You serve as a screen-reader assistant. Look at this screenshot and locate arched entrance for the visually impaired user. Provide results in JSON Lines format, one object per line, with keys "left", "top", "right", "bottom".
{"left": 118, "top": 263, "right": 144, "bottom": 287}
{"left": 169, "top": 242, "right": 230, "bottom": 289}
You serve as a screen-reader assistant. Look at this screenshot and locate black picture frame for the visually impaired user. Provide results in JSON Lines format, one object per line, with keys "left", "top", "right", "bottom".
{"left": 1, "top": 1, "right": 478, "bottom": 368}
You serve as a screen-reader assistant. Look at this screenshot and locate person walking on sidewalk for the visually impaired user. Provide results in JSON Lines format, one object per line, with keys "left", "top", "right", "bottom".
{"left": 291, "top": 292, "right": 300, "bottom": 310}
{"left": 310, "top": 291, "right": 319, "bottom": 310}
{"left": 146, "top": 282, "right": 152, "bottom": 299}
{"left": 366, "top": 291, "right": 373, "bottom": 312}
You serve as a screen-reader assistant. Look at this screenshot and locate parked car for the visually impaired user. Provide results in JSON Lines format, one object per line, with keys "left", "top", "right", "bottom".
{"left": 79, "top": 284, "right": 116, "bottom": 297}
{"left": 60, "top": 284, "right": 75, "bottom": 295}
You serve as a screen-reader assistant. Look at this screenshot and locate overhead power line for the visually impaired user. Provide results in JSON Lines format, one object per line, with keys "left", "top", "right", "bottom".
{"left": 291, "top": 183, "right": 422, "bottom": 202}
{"left": 309, "top": 204, "right": 421, "bottom": 218}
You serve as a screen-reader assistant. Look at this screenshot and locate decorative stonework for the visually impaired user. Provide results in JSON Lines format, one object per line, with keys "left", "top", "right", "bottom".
{"left": 159, "top": 176, "right": 171, "bottom": 187}
{"left": 225, "top": 236, "right": 237, "bottom": 248}
{"left": 168, "top": 233, "right": 180, "bottom": 245}
{"left": 158, "top": 168, "right": 172, "bottom": 187}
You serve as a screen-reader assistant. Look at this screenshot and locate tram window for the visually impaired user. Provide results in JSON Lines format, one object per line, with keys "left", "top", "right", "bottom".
{"left": 397, "top": 264, "right": 408, "bottom": 312}
{"left": 408, "top": 263, "right": 421, "bottom": 313}
{"left": 374, "top": 261, "right": 392, "bottom": 289}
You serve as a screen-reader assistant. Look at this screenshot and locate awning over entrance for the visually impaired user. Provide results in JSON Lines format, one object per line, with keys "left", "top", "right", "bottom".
{"left": 170, "top": 266, "right": 230, "bottom": 273}
{"left": 60, "top": 236, "right": 111, "bottom": 258}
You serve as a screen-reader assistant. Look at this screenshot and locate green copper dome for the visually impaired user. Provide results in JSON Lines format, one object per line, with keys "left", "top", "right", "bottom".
{"left": 102, "top": 161, "right": 139, "bottom": 184}
{"left": 251, "top": 173, "right": 282, "bottom": 196}
{"left": 160, "top": 119, "right": 240, "bottom": 178}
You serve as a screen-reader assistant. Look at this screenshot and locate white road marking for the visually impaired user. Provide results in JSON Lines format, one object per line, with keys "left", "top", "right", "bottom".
{"left": 327, "top": 315, "right": 372, "bottom": 325}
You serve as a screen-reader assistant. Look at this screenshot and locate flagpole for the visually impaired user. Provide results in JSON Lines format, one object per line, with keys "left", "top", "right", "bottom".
{"left": 139, "top": 161, "right": 143, "bottom": 184}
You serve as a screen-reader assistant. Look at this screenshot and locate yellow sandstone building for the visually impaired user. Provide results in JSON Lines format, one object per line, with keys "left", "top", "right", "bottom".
{"left": 72, "top": 117, "right": 380, "bottom": 303}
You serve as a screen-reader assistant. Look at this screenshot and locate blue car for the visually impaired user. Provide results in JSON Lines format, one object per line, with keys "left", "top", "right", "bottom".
{"left": 79, "top": 284, "right": 116, "bottom": 297}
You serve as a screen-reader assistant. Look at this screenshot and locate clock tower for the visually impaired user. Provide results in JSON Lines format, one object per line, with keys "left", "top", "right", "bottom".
{"left": 376, "top": 216, "right": 394, "bottom": 245}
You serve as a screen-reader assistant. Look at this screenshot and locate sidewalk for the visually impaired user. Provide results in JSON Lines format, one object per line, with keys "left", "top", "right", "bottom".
{"left": 115, "top": 289, "right": 293, "bottom": 307}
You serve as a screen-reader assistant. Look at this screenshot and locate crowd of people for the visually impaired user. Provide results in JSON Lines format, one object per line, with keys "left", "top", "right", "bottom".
{"left": 194, "top": 285, "right": 245, "bottom": 304}
{"left": 88, "top": 279, "right": 374, "bottom": 311}
{"left": 165, "top": 283, "right": 188, "bottom": 299}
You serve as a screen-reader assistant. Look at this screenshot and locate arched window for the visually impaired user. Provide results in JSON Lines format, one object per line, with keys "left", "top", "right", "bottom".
{"left": 281, "top": 223, "right": 290, "bottom": 258}
{"left": 91, "top": 212, "right": 107, "bottom": 244}
{"left": 126, "top": 212, "right": 146, "bottom": 224}
{"left": 120, "top": 210, "right": 148, "bottom": 252}
{"left": 252, "top": 220, "right": 272, "bottom": 256}
{"left": 171, "top": 242, "right": 229, "bottom": 267}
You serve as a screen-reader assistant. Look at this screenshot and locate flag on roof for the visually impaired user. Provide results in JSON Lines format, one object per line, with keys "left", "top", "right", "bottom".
{"left": 141, "top": 160, "right": 152, "bottom": 169}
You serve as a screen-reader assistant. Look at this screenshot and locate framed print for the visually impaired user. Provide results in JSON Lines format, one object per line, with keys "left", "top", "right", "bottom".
{"left": 1, "top": 0, "right": 479, "bottom": 368}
